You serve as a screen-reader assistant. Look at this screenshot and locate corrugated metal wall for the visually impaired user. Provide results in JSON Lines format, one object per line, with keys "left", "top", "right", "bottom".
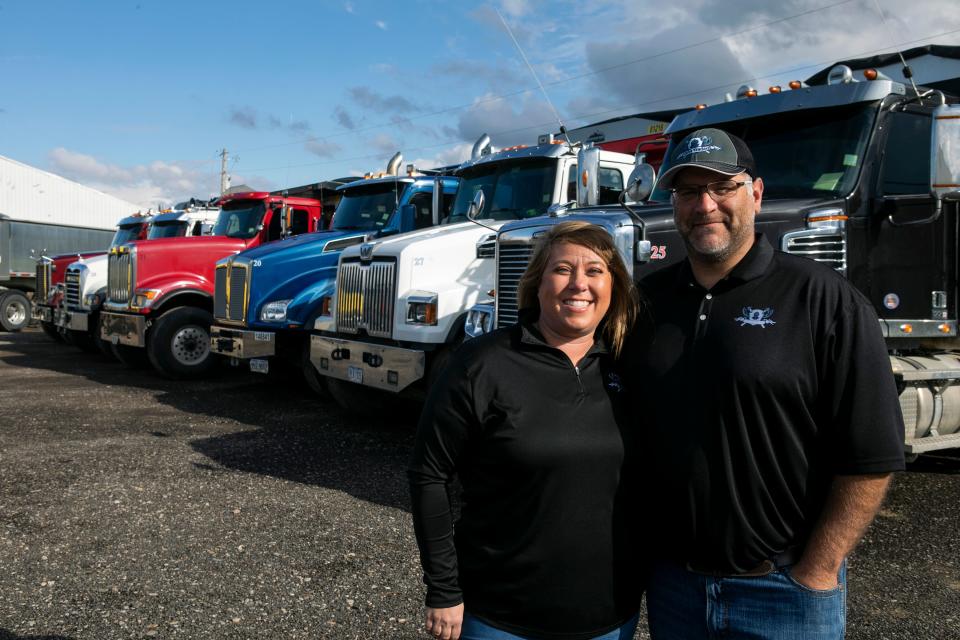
{"left": 0, "top": 154, "right": 140, "bottom": 230}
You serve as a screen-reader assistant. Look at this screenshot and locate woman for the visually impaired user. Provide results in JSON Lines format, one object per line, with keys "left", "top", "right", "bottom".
{"left": 408, "top": 221, "right": 643, "bottom": 640}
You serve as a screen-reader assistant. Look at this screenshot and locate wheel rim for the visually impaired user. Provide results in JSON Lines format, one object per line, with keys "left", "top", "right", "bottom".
{"left": 5, "top": 299, "right": 26, "bottom": 326}
{"left": 170, "top": 325, "right": 210, "bottom": 366}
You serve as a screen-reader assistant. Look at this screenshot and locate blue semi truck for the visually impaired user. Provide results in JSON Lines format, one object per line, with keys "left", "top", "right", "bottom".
{"left": 208, "top": 156, "right": 458, "bottom": 393}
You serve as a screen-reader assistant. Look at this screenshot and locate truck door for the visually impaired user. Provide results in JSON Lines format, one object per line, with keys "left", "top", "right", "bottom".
{"left": 859, "top": 110, "right": 957, "bottom": 329}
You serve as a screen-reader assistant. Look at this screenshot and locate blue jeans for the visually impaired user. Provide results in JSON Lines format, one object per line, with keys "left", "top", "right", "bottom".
{"left": 460, "top": 611, "right": 640, "bottom": 640}
{"left": 647, "top": 560, "right": 846, "bottom": 639}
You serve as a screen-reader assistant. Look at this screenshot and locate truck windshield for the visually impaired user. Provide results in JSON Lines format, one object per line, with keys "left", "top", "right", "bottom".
{"left": 332, "top": 182, "right": 409, "bottom": 231}
{"left": 146, "top": 221, "right": 188, "bottom": 239}
{"left": 650, "top": 103, "right": 877, "bottom": 202}
{"left": 450, "top": 159, "right": 557, "bottom": 222}
{"left": 111, "top": 224, "right": 145, "bottom": 246}
{"left": 212, "top": 201, "right": 266, "bottom": 239}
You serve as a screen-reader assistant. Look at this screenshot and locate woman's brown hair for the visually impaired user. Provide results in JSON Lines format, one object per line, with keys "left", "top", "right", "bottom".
{"left": 516, "top": 220, "right": 638, "bottom": 357}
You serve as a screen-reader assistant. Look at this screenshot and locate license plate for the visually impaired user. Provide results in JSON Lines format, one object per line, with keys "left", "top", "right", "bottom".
{"left": 254, "top": 331, "right": 272, "bottom": 342}
{"left": 347, "top": 366, "right": 363, "bottom": 384}
{"left": 250, "top": 358, "right": 269, "bottom": 374}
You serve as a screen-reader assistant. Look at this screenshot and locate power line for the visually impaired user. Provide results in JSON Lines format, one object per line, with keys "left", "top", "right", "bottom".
{"left": 237, "top": 26, "right": 960, "bottom": 177}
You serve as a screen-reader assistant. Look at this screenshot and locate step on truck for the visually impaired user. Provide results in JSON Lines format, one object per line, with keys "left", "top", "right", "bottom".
{"left": 469, "top": 45, "right": 960, "bottom": 459}
{"left": 208, "top": 153, "right": 458, "bottom": 394}
{"left": 57, "top": 202, "right": 220, "bottom": 353}
{"left": 100, "top": 190, "right": 324, "bottom": 379}
{"left": 308, "top": 134, "right": 638, "bottom": 413}
{"left": 32, "top": 213, "right": 153, "bottom": 341}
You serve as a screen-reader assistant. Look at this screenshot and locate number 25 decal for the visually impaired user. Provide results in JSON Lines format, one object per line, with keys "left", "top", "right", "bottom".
{"left": 650, "top": 245, "right": 667, "bottom": 260}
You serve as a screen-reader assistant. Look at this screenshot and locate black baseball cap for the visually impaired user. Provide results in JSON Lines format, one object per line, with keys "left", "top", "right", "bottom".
{"left": 656, "top": 128, "right": 756, "bottom": 190}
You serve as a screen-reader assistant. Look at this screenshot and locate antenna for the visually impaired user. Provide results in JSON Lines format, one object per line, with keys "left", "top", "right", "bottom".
{"left": 870, "top": 0, "right": 921, "bottom": 98}
{"left": 495, "top": 9, "right": 572, "bottom": 146}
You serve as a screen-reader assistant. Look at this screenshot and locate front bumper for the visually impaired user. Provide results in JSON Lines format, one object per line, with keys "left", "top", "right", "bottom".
{"left": 209, "top": 326, "right": 277, "bottom": 359}
{"left": 100, "top": 311, "right": 147, "bottom": 347}
{"left": 54, "top": 308, "right": 90, "bottom": 332}
{"left": 310, "top": 335, "right": 425, "bottom": 393}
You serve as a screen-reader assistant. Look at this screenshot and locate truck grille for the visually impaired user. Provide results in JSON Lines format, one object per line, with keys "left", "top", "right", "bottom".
{"left": 108, "top": 248, "right": 135, "bottom": 305}
{"left": 496, "top": 243, "right": 535, "bottom": 328}
{"left": 336, "top": 259, "right": 397, "bottom": 338}
{"left": 65, "top": 268, "right": 81, "bottom": 308}
{"left": 35, "top": 263, "right": 51, "bottom": 301}
{"left": 782, "top": 228, "right": 847, "bottom": 274}
{"left": 213, "top": 260, "right": 249, "bottom": 324}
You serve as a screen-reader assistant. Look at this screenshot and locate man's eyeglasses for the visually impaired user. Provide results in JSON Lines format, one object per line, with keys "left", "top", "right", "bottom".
{"left": 670, "top": 179, "right": 752, "bottom": 203}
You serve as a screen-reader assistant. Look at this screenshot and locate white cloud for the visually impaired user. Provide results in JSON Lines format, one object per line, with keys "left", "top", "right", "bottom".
{"left": 304, "top": 139, "right": 342, "bottom": 158}
{"left": 375, "top": 20, "right": 387, "bottom": 30}
{"left": 411, "top": 143, "right": 475, "bottom": 172}
{"left": 47, "top": 148, "right": 219, "bottom": 209}
{"left": 456, "top": 92, "right": 557, "bottom": 148}
{"left": 344, "top": 2, "right": 354, "bottom": 13}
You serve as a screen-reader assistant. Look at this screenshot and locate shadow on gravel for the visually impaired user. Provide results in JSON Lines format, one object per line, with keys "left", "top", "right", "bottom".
{"left": 0, "top": 630, "right": 76, "bottom": 640}
{"left": 908, "top": 449, "right": 960, "bottom": 475}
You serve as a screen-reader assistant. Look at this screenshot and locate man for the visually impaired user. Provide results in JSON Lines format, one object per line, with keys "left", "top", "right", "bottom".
{"left": 634, "top": 128, "right": 905, "bottom": 639}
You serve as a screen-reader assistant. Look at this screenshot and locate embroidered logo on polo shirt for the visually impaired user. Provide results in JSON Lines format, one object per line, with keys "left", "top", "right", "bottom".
{"left": 736, "top": 307, "right": 776, "bottom": 327}
{"left": 606, "top": 373, "right": 624, "bottom": 392}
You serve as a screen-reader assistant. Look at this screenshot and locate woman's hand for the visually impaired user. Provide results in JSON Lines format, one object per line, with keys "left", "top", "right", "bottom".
{"left": 425, "top": 604, "right": 464, "bottom": 640}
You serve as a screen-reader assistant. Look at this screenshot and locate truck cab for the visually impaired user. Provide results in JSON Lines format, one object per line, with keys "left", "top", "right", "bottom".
{"left": 208, "top": 156, "right": 458, "bottom": 393}
{"left": 309, "top": 134, "right": 636, "bottom": 413}
{"left": 58, "top": 204, "right": 221, "bottom": 352}
{"left": 472, "top": 51, "right": 960, "bottom": 458}
{"left": 99, "top": 192, "right": 323, "bottom": 379}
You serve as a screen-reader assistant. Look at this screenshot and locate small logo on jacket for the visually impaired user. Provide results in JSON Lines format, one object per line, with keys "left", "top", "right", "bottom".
{"left": 606, "top": 373, "right": 624, "bottom": 392}
{"left": 736, "top": 307, "right": 776, "bottom": 327}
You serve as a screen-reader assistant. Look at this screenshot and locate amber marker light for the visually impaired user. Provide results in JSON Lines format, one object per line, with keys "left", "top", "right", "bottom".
{"left": 582, "top": 170, "right": 589, "bottom": 187}
{"left": 745, "top": 89, "right": 758, "bottom": 98}
{"left": 939, "top": 324, "right": 952, "bottom": 334}
{"left": 789, "top": 80, "right": 802, "bottom": 90}
{"left": 899, "top": 324, "right": 914, "bottom": 334}
{"left": 808, "top": 214, "right": 849, "bottom": 223}
{"left": 769, "top": 86, "right": 782, "bottom": 94}
{"left": 695, "top": 103, "right": 707, "bottom": 110}
{"left": 864, "top": 68, "right": 878, "bottom": 81}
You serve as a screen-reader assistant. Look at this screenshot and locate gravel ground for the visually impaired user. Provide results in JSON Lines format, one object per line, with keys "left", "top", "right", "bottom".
{"left": 1, "top": 327, "right": 959, "bottom": 639}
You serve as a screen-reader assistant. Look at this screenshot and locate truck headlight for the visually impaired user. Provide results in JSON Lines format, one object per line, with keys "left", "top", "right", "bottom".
{"left": 406, "top": 294, "right": 438, "bottom": 326}
{"left": 83, "top": 293, "right": 102, "bottom": 307}
{"left": 133, "top": 289, "right": 160, "bottom": 308}
{"left": 261, "top": 299, "right": 292, "bottom": 322}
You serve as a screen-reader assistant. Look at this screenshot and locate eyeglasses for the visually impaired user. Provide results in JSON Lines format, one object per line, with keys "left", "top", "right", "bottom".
{"left": 670, "top": 179, "right": 752, "bottom": 203}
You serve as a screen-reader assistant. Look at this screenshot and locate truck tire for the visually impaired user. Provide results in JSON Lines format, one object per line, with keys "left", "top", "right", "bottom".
{"left": 111, "top": 343, "right": 150, "bottom": 368}
{"left": 301, "top": 348, "right": 331, "bottom": 400}
{"left": 0, "top": 291, "right": 31, "bottom": 332}
{"left": 147, "top": 306, "right": 217, "bottom": 379}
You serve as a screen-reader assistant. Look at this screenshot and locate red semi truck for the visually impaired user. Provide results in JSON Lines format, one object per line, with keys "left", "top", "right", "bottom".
{"left": 99, "top": 191, "right": 324, "bottom": 378}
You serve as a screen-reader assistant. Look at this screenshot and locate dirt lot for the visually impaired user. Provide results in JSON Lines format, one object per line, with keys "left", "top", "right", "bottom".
{"left": 1, "top": 327, "right": 959, "bottom": 639}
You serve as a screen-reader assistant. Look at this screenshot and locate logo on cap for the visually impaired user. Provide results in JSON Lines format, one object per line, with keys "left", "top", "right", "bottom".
{"left": 676, "top": 135, "right": 722, "bottom": 160}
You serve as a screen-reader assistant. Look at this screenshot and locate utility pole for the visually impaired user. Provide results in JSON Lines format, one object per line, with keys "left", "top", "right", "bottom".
{"left": 218, "top": 149, "right": 231, "bottom": 196}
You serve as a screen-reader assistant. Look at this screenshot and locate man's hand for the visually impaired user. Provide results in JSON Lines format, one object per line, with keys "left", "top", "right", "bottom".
{"left": 425, "top": 603, "right": 464, "bottom": 640}
{"left": 792, "top": 473, "right": 892, "bottom": 591}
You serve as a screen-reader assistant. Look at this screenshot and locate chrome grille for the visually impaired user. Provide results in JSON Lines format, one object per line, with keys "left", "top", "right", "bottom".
{"left": 214, "top": 266, "right": 228, "bottom": 320}
{"left": 108, "top": 249, "right": 134, "bottom": 304}
{"left": 65, "top": 268, "right": 81, "bottom": 307}
{"left": 476, "top": 233, "right": 497, "bottom": 258}
{"left": 35, "top": 263, "right": 50, "bottom": 301}
{"left": 782, "top": 229, "right": 847, "bottom": 274}
{"left": 497, "top": 243, "right": 534, "bottom": 328}
{"left": 336, "top": 259, "right": 397, "bottom": 338}
{"left": 213, "top": 261, "right": 249, "bottom": 324}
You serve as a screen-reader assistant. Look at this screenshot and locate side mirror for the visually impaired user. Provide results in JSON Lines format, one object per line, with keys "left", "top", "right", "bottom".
{"left": 932, "top": 103, "right": 960, "bottom": 202}
{"left": 201, "top": 223, "right": 214, "bottom": 235}
{"left": 399, "top": 203, "right": 417, "bottom": 231}
{"left": 467, "top": 189, "right": 485, "bottom": 220}
{"left": 576, "top": 145, "right": 601, "bottom": 207}
{"left": 635, "top": 239, "right": 652, "bottom": 264}
{"left": 280, "top": 205, "right": 293, "bottom": 237}
{"left": 625, "top": 164, "right": 657, "bottom": 203}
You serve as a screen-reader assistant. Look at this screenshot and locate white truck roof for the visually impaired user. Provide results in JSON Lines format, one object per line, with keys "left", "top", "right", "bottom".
{"left": 0, "top": 154, "right": 140, "bottom": 230}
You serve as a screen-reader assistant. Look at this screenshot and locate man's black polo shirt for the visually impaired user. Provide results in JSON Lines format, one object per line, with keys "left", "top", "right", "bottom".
{"left": 634, "top": 234, "right": 905, "bottom": 574}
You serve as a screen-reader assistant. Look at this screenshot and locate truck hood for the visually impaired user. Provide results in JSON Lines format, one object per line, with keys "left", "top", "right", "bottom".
{"left": 340, "top": 220, "right": 497, "bottom": 258}
{"left": 123, "top": 235, "right": 249, "bottom": 302}
{"left": 242, "top": 230, "right": 368, "bottom": 327}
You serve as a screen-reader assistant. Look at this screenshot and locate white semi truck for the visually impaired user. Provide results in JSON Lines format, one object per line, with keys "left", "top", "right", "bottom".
{"left": 308, "top": 134, "right": 637, "bottom": 412}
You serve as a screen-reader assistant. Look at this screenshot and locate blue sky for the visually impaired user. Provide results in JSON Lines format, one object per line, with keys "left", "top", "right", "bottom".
{"left": 2, "top": 0, "right": 959, "bottom": 208}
